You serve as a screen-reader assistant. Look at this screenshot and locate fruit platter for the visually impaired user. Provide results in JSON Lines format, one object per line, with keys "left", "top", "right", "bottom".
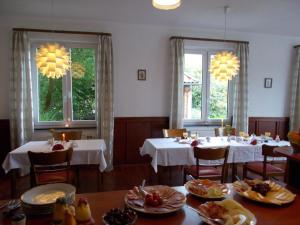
{"left": 125, "top": 185, "right": 186, "bottom": 214}
{"left": 233, "top": 179, "right": 296, "bottom": 205}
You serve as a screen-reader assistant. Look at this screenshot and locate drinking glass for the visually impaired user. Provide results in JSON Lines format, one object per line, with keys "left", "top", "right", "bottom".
{"left": 183, "top": 132, "right": 188, "bottom": 139}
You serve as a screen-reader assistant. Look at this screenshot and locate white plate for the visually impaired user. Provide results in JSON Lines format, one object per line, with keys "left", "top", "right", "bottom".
{"left": 185, "top": 179, "right": 229, "bottom": 199}
{"left": 125, "top": 185, "right": 186, "bottom": 214}
{"left": 21, "top": 183, "right": 76, "bottom": 206}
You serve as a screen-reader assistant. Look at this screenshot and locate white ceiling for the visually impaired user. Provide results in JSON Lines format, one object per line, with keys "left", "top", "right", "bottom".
{"left": 1, "top": 0, "right": 300, "bottom": 36}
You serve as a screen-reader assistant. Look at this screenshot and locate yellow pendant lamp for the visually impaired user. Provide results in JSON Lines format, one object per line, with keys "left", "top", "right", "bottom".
{"left": 152, "top": 0, "right": 181, "bottom": 10}
{"left": 209, "top": 6, "right": 240, "bottom": 81}
{"left": 35, "top": 0, "right": 71, "bottom": 79}
{"left": 36, "top": 43, "right": 71, "bottom": 79}
{"left": 71, "top": 62, "right": 86, "bottom": 79}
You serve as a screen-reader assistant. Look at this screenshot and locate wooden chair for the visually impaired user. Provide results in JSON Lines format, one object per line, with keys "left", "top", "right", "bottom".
{"left": 28, "top": 148, "right": 75, "bottom": 187}
{"left": 162, "top": 128, "right": 187, "bottom": 138}
{"left": 183, "top": 146, "right": 229, "bottom": 183}
{"left": 214, "top": 127, "right": 236, "bottom": 136}
{"left": 50, "top": 129, "right": 82, "bottom": 141}
{"left": 243, "top": 144, "right": 286, "bottom": 180}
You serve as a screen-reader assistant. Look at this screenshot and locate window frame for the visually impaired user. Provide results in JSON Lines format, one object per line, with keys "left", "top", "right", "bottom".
{"left": 30, "top": 40, "right": 98, "bottom": 129}
{"left": 183, "top": 44, "right": 235, "bottom": 126}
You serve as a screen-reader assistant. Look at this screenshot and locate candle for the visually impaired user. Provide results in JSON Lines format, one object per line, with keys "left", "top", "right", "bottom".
{"left": 221, "top": 119, "right": 224, "bottom": 127}
{"left": 62, "top": 133, "right": 65, "bottom": 142}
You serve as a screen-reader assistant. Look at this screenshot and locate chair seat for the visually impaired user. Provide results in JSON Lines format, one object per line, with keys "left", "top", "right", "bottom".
{"left": 244, "top": 162, "right": 284, "bottom": 174}
{"left": 184, "top": 165, "right": 222, "bottom": 178}
{"left": 36, "top": 170, "right": 75, "bottom": 184}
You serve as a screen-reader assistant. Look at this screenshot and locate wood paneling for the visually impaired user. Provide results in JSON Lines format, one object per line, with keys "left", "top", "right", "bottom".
{"left": 248, "top": 117, "right": 289, "bottom": 140}
{"left": 113, "top": 117, "right": 169, "bottom": 165}
{"left": 0, "top": 120, "right": 11, "bottom": 177}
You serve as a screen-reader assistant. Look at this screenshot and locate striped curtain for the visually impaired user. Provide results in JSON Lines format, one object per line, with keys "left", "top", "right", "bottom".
{"left": 290, "top": 46, "right": 300, "bottom": 131}
{"left": 169, "top": 38, "right": 184, "bottom": 128}
{"left": 232, "top": 43, "right": 249, "bottom": 133}
{"left": 96, "top": 35, "right": 114, "bottom": 171}
{"left": 10, "top": 31, "right": 34, "bottom": 148}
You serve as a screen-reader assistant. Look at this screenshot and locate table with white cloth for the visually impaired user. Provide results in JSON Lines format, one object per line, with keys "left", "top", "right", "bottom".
{"left": 140, "top": 137, "right": 289, "bottom": 181}
{"left": 2, "top": 139, "right": 107, "bottom": 197}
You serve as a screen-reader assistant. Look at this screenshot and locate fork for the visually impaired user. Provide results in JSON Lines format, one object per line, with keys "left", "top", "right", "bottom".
{"left": 187, "top": 205, "right": 225, "bottom": 225}
{"left": 0, "top": 199, "right": 20, "bottom": 211}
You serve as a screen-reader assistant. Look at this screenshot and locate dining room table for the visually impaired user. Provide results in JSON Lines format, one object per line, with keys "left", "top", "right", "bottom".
{"left": 140, "top": 137, "right": 290, "bottom": 181}
{"left": 0, "top": 184, "right": 299, "bottom": 225}
{"left": 1, "top": 139, "right": 107, "bottom": 197}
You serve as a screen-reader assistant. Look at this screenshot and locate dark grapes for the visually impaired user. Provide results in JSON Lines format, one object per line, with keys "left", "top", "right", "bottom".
{"left": 103, "top": 208, "right": 137, "bottom": 225}
{"left": 251, "top": 183, "right": 271, "bottom": 196}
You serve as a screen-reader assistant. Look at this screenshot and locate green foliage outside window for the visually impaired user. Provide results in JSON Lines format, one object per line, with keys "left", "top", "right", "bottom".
{"left": 38, "top": 47, "right": 96, "bottom": 122}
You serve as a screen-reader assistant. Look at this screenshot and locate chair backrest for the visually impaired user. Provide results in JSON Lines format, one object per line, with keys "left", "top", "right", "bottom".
{"left": 262, "top": 144, "right": 287, "bottom": 179}
{"left": 28, "top": 148, "right": 73, "bottom": 186}
{"left": 193, "top": 146, "right": 229, "bottom": 181}
{"left": 214, "top": 127, "right": 236, "bottom": 137}
{"left": 50, "top": 129, "right": 82, "bottom": 141}
{"left": 162, "top": 128, "right": 187, "bottom": 138}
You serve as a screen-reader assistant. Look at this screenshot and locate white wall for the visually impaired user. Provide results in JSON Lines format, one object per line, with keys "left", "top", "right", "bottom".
{"left": 0, "top": 15, "right": 299, "bottom": 120}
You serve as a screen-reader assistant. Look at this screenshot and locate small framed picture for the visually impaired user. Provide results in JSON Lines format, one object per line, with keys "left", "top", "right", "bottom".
{"left": 264, "top": 78, "right": 272, "bottom": 88}
{"left": 137, "top": 69, "right": 146, "bottom": 81}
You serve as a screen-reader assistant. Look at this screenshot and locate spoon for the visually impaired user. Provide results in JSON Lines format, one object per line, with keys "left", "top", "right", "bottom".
{"left": 187, "top": 206, "right": 225, "bottom": 225}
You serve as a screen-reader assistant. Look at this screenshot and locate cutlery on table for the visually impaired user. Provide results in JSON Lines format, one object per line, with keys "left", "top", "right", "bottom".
{"left": 187, "top": 205, "right": 225, "bottom": 225}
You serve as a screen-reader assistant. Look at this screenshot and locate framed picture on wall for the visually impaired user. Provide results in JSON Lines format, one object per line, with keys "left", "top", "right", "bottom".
{"left": 137, "top": 69, "right": 146, "bottom": 81}
{"left": 264, "top": 78, "right": 272, "bottom": 88}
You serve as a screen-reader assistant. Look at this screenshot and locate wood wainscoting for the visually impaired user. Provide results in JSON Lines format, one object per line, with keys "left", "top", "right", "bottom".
{"left": 248, "top": 117, "right": 289, "bottom": 140}
{"left": 0, "top": 119, "right": 11, "bottom": 177}
{"left": 113, "top": 117, "right": 169, "bottom": 165}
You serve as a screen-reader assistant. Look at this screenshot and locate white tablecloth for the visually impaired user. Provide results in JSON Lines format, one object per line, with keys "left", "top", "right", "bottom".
{"left": 2, "top": 139, "right": 107, "bottom": 175}
{"left": 140, "top": 137, "right": 289, "bottom": 173}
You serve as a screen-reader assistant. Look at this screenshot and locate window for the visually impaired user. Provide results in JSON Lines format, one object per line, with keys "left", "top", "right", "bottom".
{"left": 183, "top": 43, "right": 235, "bottom": 125}
{"left": 31, "top": 39, "right": 97, "bottom": 128}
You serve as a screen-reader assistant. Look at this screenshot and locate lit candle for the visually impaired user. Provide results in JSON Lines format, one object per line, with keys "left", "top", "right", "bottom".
{"left": 221, "top": 119, "right": 224, "bottom": 127}
{"left": 62, "top": 133, "right": 65, "bottom": 142}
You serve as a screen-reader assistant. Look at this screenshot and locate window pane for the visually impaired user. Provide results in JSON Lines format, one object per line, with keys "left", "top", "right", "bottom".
{"left": 209, "top": 55, "right": 228, "bottom": 119}
{"left": 71, "top": 48, "right": 96, "bottom": 121}
{"left": 184, "top": 54, "right": 202, "bottom": 119}
{"left": 38, "top": 73, "right": 64, "bottom": 121}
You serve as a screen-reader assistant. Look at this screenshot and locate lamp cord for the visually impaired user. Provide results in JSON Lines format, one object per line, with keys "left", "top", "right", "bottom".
{"left": 224, "top": 6, "right": 229, "bottom": 43}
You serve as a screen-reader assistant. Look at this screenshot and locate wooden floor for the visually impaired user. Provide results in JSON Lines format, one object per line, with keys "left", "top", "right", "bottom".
{"left": 0, "top": 163, "right": 283, "bottom": 200}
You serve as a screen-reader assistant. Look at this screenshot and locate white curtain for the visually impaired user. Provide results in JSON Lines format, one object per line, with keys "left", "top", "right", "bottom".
{"left": 96, "top": 35, "right": 114, "bottom": 171}
{"left": 170, "top": 38, "right": 184, "bottom": 128}
{"left": 10, "top": 31, "right": 34, "bottom": 149}
{"left": 232, "top": 43, "right": 249, "bottom": 133}
{"left": 290, "top": 46, "right": 300, "bottom": 131}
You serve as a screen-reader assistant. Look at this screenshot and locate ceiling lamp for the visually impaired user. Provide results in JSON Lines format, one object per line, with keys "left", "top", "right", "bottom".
{"left": 209, "top": 6, "right": 240, "bottom": 81}
{"left": 36, "top": 43, "right": 71, "bottom": 79}
{"left": 71, "top": 63, "right": 86, "bottom": 79}
{"left": 209, "top": 51, "right": 239, "bottom": 81}
{"left": 152, "top": 0, "right": 181, "bottom": 10}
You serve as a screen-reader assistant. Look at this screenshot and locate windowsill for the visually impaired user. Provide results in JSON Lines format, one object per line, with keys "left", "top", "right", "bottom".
{"left": 34, "top": 125, "right": 97, "bottom": 130}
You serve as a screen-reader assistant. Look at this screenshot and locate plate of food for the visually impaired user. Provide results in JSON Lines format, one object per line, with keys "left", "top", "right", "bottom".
{"left": 233, "top": 179, "right": 296, "bottom": 205}
{"left": 21, "top": 183, "right": 75, "bottom": 206}
{"left": 185, "top": 179, "right": 229, "bottom": 199}
{"left": 197, "top": 199, "right": 257, "bottom": 225}
{"left": 125, "top": 185, "right": 186, "bottom": 214}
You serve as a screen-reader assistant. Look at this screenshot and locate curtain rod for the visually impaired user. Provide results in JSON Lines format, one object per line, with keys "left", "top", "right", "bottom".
{"left": 13, "top": 28, "right": 111, "bottom": 36}
{"left": 170, "top": 36, "right": 249, "bottom": 44}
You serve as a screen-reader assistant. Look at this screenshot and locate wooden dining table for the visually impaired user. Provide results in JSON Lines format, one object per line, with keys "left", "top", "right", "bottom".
{"left": 1, "top": 184, "right": 300, "bottom": 225}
